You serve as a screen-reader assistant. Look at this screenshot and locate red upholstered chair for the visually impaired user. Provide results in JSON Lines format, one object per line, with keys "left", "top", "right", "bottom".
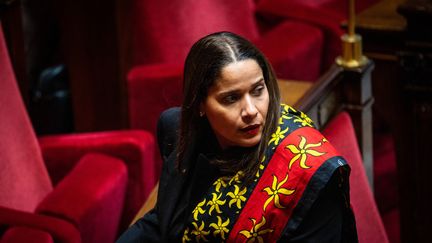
{"left": 0, "top": 25, "right": 157, "bottom": 242}
{"left": 1, "top": 226, "right": 54, "bottom": 243}
{"left": 323, "top": 112, "right": 389, "bottom": 243}
{"left": 128, "top": 0, "right": 326, "bottom": 135}
{"left": 256, "top": 0, "right": 379, "bottom": 71}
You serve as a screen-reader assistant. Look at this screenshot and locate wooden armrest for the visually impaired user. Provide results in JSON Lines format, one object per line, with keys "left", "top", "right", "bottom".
{"left": 277, "top": 79, "right": 313, "bottom": 106}
{"left": 130, "top": 182, "right": 159, "bottom": 226}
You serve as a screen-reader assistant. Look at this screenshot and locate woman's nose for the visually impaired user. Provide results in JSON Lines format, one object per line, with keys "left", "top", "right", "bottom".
{"left": 241, "top": 96, "right": 258, "bottom": 119}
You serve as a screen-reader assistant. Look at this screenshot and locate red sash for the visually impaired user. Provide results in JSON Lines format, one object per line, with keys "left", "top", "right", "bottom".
{"left": 227, "top": 127, "right": 340, "bottom": 242}
{"left": 182, "top": 105, "right": 348, "bottom": 242}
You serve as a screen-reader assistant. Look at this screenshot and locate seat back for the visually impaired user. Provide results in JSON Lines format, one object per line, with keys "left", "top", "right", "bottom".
{"left": 0, "top": 24, "right": 52, "bottom": 212}
{"left": 323, "top": 112, "right": 389, "bottom": 243}
{"left": 130, "top": 0, "right": 259, "bottom": 66}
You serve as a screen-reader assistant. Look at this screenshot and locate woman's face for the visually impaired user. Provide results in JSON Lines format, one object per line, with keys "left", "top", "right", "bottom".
{"left": 201, "top": 59, "right": 270, "bottom": 149}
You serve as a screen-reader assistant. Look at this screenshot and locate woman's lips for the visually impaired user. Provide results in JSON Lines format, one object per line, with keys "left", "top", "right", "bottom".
{"left": 241, "top": 124, "right": 260, "bottom": 135}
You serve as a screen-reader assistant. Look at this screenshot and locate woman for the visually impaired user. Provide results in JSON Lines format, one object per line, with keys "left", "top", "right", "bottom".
{"left": 117, "top": 32, "right": 358, "bottom": 242}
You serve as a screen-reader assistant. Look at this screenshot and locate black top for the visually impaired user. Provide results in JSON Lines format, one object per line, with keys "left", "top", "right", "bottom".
{"left": 116, "top": 107, "right": 356, "bottom": 242}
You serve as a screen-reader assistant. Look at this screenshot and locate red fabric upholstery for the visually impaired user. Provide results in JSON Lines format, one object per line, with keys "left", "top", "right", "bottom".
{"left": 36, "top": 153, "right": 127, "bottom": 243}
{"left": 382, "top": 209, "right": 400, "bottom": 243}
{"left": 127, "top": 0, "right": 326, "bottom": 135}
{"left": 256, "top": 20, "right": 323, "bottom": 80}
{"left": 128, "top": 64, "right": 183, "bottom": 135}
{"left": 256, "top": 0, "right": 379, "bottom": 70}
{"left": 323, "top": 112, "right": 389, "bottom": 243}
{"left": 373, "top": 133, "right": 398, "bottom": 214}
{"left": 374, "top": 133, "right": 400, "bottom": 243}
{"left": 256, "top": 0, "right": 342, "bottom": 71}
{"left": 38, "top": 130, "right": 157, "bottom": 231}
{"left": 0, "top": 25, "right": 52, "bottom": 213}
{"left": 0, "top": 23, "right": 158, "bottom": 242}
{"left": 0, "top": 206, "right": 80, "bottom": 243}
{"left": 131, "top": 0, "right": 259, "bottom": 66}
{"left": 1, "top": 227, "right": 54, "bottom": 243}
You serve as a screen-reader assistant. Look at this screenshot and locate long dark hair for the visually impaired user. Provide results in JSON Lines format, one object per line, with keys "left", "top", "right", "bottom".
{"left": 177, "top": 31, "right": 280, "bottom": 183}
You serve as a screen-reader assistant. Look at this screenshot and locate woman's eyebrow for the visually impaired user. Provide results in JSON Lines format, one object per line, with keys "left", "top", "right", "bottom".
{"left": 251, "top": 78, "right": 265, "bottom": 87}
{"left": 217, "top": 90, "right": 238, "bottom": 98}
{"left": 217, "top": 78, "right": 265, "bottom": 97}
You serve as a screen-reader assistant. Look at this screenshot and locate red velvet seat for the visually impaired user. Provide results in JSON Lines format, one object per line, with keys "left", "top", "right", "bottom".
{"left": 1, "top": 226, "right": 54, "bottom": 243}
{"left": 0, "top": 24, "right": 157, "bottom": 242}
{"left": 127, "top": 0, "right": 325, "bottom": 135}
{"left": 323, "top": 112, "right": 389, "bottom": 243}
{"left": 256, "top": 0, "right": 379, "bottom": 70}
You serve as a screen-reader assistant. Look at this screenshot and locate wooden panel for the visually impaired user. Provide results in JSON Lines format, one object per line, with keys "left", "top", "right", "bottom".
{"left": 277, "top": 79, "right": 313, "bottom": 106}
{"left": 297, "top": 63, "right": 375, "bottom": 188}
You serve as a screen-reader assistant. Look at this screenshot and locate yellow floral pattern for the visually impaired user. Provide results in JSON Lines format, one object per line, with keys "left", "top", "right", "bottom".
{"left": 239, "top": 216, "right": 274, "bottom": 243}
{"left": 192, "top": 199, "right": 207, "bottom": 221}
{"left": 182, "top": 228, "right": 191, "bottom": 242}
{"left": 191, "top": 222, "right": 210, "bottom": 242}
{"left": 293, "top": 112, "right": 314, "bottom": 127}
{"left": 262, "top": 174, "right": 295, "bottom": 211}
{"left": 228, "top": 171, "right": 244, "bottom": 185}
{"left": 255, "top": 156, "right": 266, "bottom": 178}
{"left": 268, "top": 126, "right": 289, "bottom": 146}
{"left": 182, "top": 104, "right": 318, "bottom": 242}
{"left": 285, "top": 135, "right": 326, "bottom": 170}
{"left": 209, "top": 216, "right": 230, "bottom": 240}
{"left": 279, "top": 105, "right": 291, "bottom": 124}
{"left": 227, "top": 185, "right": 247, "bottom": 209}
{"left": 213, "top": 177, "right": 228, "bottom": 192}
{"left": 255, "top": 163, "right": 265, "bottom": 179}
{"left": 207, "top": 193, "right": 226, "bottom": 215}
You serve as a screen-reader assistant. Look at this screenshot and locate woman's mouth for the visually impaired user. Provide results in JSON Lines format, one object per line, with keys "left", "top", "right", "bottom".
{"left": 241, "top": 124, "right": 260, "bottom": 135}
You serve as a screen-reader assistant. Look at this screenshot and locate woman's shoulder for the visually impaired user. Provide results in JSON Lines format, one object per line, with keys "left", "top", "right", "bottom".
{"left": 278, "top": 103, "right": 315, "bottom": 128}
{"left": 159, "top": 107, "right": 181, "bottom": 124}
{"left": 157, "top": 107, "right": 181, "bottom": 161}
{"left": 157, "top": 107, "right": 181, "bottom": 139}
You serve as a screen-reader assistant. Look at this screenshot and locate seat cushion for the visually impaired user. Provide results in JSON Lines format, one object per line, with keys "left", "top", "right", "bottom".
{"left": 323, "top": 112, "right": 389, "bottom": 243}
{"left": 36, "top": 153, "right": 128, "bottom": 242}
{"left": 256, "top": 20, "right": 324, "bottom": 81}
{"left": 1, "top": 227, "right": 54, "bottom": 243}
{"left": 127, "top": 63, "right": 183, "bottom": 134}
{"left": 131, "top": 0, "right": 259, "bottom": 65}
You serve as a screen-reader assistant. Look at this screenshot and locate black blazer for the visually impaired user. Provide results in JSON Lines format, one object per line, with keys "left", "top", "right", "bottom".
{"left": 117, "top": 107, "right": 352, "bottom": 243}
{"left": 117, "top": 107, "right": 218, "bottom": 242}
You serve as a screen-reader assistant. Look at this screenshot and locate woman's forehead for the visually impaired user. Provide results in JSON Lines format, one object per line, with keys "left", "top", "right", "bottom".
{"left": 212, "top": 59, "right": 263, "bottom": 90}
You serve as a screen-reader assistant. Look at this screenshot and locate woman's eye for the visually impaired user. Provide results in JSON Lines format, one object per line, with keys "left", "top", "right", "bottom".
{"left": 222, "top": 95, "right": 238, "bottom": 104}
{"left": 251, "top": 85, "right": 264, "bottom": 96}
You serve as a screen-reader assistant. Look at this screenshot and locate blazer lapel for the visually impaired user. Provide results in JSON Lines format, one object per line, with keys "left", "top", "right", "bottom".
{"left": 157, "top": 149, "right": 187, "bottom": 236}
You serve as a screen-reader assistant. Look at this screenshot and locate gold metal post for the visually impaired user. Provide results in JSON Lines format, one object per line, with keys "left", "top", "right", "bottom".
{"left": 336, "top": 0, "right": 368, "bottom": 68}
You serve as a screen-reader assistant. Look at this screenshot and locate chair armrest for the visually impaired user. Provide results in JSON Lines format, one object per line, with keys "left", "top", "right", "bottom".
{"left": 1, "top": 226, "right": 54, "bottom": 243}
{"left": 0, "top": 206, "right": 80, "bottom": 243}
{"left": 36, "top": 153, "right": 128, "bottom": 242}
{"left": 127, "top": 63, "right": 183, "bottom": 134}
{"left": 39, "top": 130, "right": 156, "bottom": 184}
{"left": 38, "top": 130, "right": 157, "bottom": 216}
